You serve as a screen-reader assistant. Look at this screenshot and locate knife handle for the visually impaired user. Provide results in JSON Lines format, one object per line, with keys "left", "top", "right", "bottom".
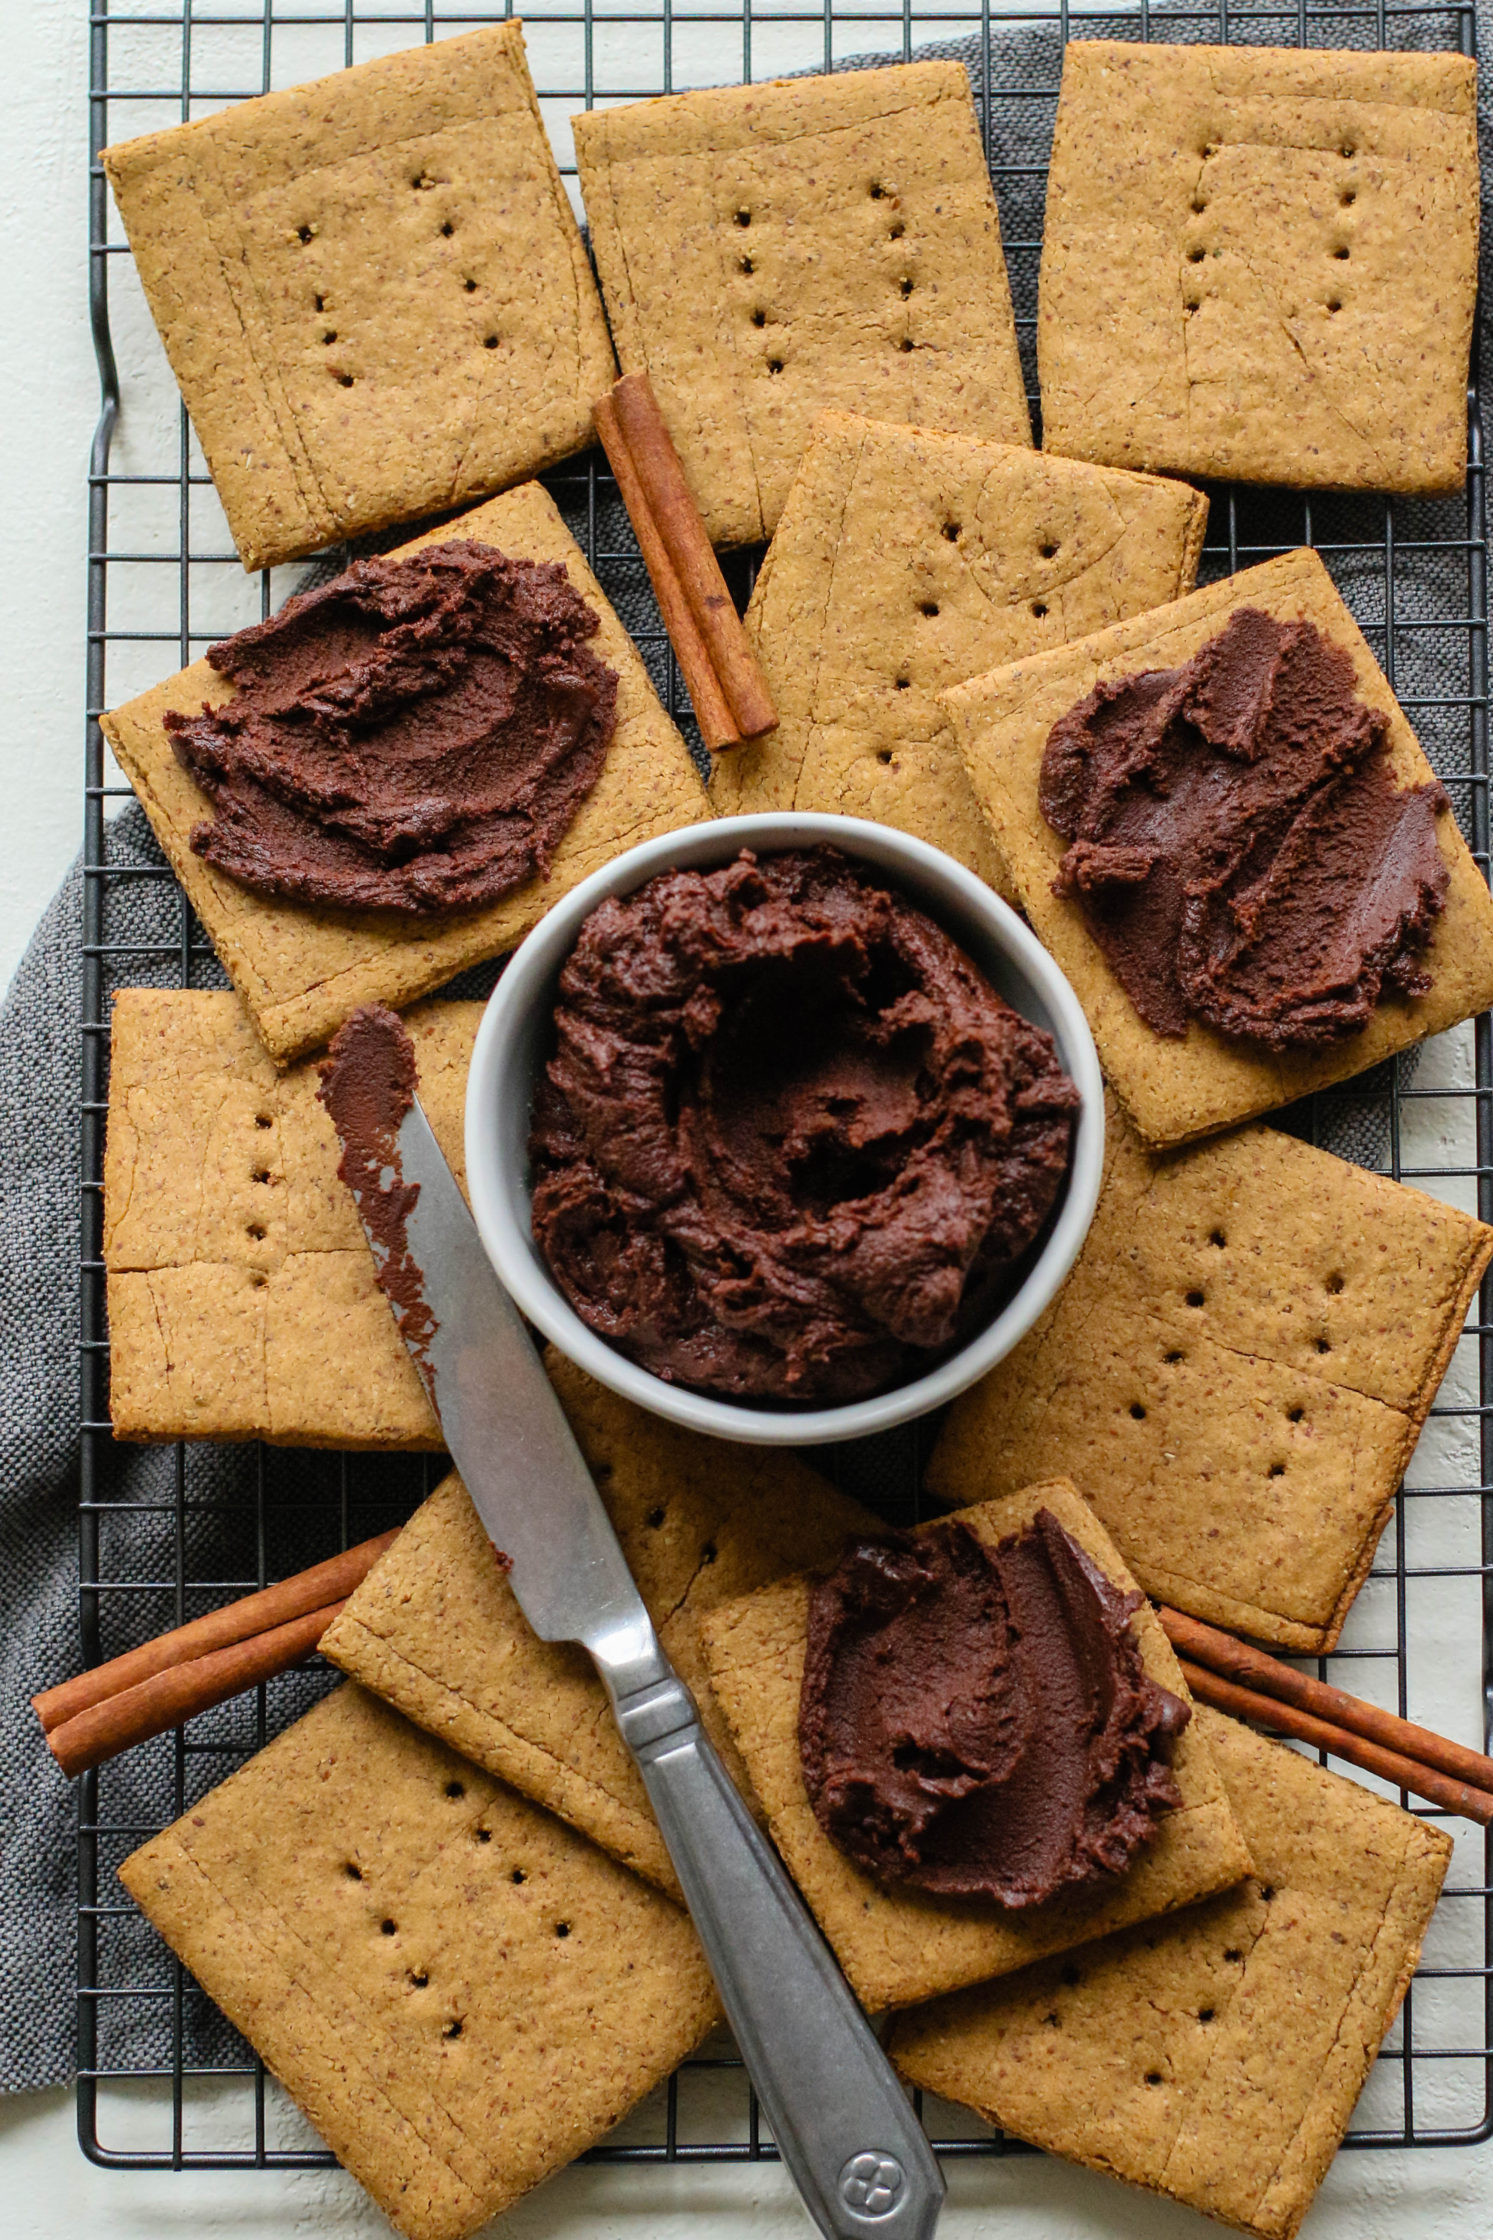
{"left": 597, "top": 1645, "right": 944, "bottom": 2240}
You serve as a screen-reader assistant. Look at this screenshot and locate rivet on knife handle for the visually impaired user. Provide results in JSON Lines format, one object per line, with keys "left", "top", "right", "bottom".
{"left": 596, "top": 1634, "right": 943, "bottom": 2240}
{"left": 318, "top": 1008, "right": 944, "bottom": 2240}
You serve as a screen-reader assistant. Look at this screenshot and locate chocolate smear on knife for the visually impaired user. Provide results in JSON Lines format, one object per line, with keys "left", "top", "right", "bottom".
{"left": 319, "top": 1002, "right": 439, "bottom": 1370}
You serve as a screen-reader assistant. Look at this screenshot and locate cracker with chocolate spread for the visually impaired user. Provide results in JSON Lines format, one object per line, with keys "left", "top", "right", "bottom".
{"left": 105, "top": 988, "right": 477, "bottom": 1446}
{"left": 118, "top": 1684, "right": 719, "bottom": 2240}
{"left": 696, "top": 1481, "right": 1252, "bottom": 2013}
{"left": 926, "top": 1091, "right": 1493, "bottom": 1653}
{"left": 1039, "top": 42, "right": 1478, "bottom": 494}
{"left": 708, "top": 413, "right": 1209, "bottom": 887}
{"left": 892, "top": 1706, "right": 1452, "bottom": 2240}
{"left": 323, "top": 1356, "right": 874, "bottom": 1896}
{"left": 574, "top": 63, "right": 1030, "bottom": 550}
{"left": 944, "top": 547, "right": 1493, "bottom": 1148}
{"left": 101, "top": 23, "right": 616, "bottom": 574}
{"left": 101, "top": 483, "right": 708, "bottom": 1064}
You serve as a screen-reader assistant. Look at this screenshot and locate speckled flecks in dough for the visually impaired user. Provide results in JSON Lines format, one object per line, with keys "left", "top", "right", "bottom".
{"left": 102, "top": 24, "right": 616, "bottom": 571}
{"left": 575, "top": 63, "right": 1030, "bottom": 548}
{"left": 927, "top": 1089, "right": 1493, "bottom": 1650}
{"left": 119, "top": 1684, "right": 719, "bottom": 2240}
{"left": 104, "top": 988, "right": 480, "bottom": 1446}
{"left": 711, "top": 411, "right": 1208, "bottom": 886}
{"left": 892, "top": 1707, "right": 1452, "bottom": 2240}
{"left": 1039, "top": 42, "right": 1478, "bottom": 493}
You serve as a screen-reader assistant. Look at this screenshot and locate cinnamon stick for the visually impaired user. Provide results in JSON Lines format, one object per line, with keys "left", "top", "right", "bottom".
{"left": 43, "top": 1599, "right": 349, "bottom": 1779}
{"left": 33, "top": 1528, "right": 398, "bottom": 1734}
{"left": 606, "top": 372, "right": 778, "bottom": 743}
{"left": 1159, "top": 1603, "right": 1493, "bottom": 1797}
{"left": 593, "top": 391, "right": 742, "bottom": 751}
{"left": 1176, "top": 1658, "right": 1493, "bottom": 1828}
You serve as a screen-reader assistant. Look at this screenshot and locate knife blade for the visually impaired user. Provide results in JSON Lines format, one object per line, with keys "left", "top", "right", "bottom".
{"left": 323, "top": 1008, "right": 942, "bottom": 2240}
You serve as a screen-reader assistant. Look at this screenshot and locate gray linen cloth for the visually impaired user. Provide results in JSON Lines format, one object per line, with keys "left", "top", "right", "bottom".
{"left": 2, "top": 5, "right": 1488, "bottom": 2094}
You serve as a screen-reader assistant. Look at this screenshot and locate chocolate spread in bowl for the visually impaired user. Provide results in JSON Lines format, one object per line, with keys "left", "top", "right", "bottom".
{"left": 165, "top": 540, "right": 618, "bottom": 915}
{"left": 797, "top": 1511, "right": 1189, "bottom": 1905}
{"left": 1039, "top": 606, "right": 1450, "bottom": 1050}
{"left": 528, "top": 846, "right": 1078, "bottom": 1407}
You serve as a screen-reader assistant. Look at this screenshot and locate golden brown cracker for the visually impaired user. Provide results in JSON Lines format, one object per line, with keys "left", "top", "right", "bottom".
{"left": 120, "top": 1684, "right": 718, "bottom": 2240}
{"left": 322, "top": 1353, "right": 873, "bottom": 1895}
{"left": 892, "top": 1706, "right": 1452, "bottom": 2240}
{"left": 709, "top": 412, "right": 1208, "bottom": 888}
{"left": 944, "top": 547, "right": 1493, "bottom": 1147}
{"left": 101, "top": 483, "right": 707, "bottom": 1064}
{"left": 1039, "top": 42, "right": 1478, "bottom": 493}
{"left": 575, "top": 62, "right": 1030, "bottom": 549}
{"left": 926, "top": 1091, "right": 1493, "bottom": 1651}
{"left": 103, "top": 24, "right": 616, "bottom": 572}
{"left": 104, "top": 988, "right": 479, "bottom": 1446}
{"left": 696, "top": 1480, "right": 1252, "bottom": 2012}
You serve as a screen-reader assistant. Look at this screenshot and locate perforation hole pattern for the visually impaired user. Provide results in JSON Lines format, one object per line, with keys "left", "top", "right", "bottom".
{"left": 76, "top": 0, "right": 1492, "bottom": 2181}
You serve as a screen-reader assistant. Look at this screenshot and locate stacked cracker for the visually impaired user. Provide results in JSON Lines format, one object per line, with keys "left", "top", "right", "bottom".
{"left": 89, "top": 20, "right": 1492, "bottom": 2240}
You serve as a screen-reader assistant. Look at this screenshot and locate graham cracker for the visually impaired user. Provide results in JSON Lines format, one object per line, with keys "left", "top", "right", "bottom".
{"left": 695, "top": 1480, "right": 1252, "bottom": 2014}
{"left": 574, "top": 62, "right": 1030, "bottom": 550}
{"left": 926, "top": 1091, "right": 1493, "bottom": 1652}
{"left": 943, "top": 546, "right": 1493, "bottom": 1148}
{"left": 321, "top": 1351, "right": 874, "bottom": 1898}
{"left": 105, "top": 988, "right": 481, "bottom": 1447}
{"left": 708, "top": 412, "right": 1208, "bottom": 891}
{"left": 102, "top": 24, "right": 616, "bottom": 574}
{"left": 892, "top": 1706, "right": 1452, "bottom": 2240}
{"left": 119, "top": 1683, "right": 718, "bottom": 2240}
{"left": 100, "top": 482, "right": 708, "bottom": 1063}
{"left": 1038, "top": 41, "right": 1478, "bottom": 494}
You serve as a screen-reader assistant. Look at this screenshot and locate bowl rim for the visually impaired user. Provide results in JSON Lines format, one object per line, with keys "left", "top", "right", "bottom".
{"left": 464, "top": 811, "right": 1104, "bottom": 1446}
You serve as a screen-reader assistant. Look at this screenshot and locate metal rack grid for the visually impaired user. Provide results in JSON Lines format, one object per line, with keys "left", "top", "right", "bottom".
{"left": 78, "top": 0, "right": 1493, "bottom": 2184}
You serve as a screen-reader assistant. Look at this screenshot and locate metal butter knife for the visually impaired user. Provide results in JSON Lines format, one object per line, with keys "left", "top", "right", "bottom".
{"left": 341, "top": 1085, "right": 944, "bottom": 2240}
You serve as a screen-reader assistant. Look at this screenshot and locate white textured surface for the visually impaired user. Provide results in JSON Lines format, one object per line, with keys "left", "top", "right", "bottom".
{"left": 1, "top": 0, "right": 1491, "bottom": 2229}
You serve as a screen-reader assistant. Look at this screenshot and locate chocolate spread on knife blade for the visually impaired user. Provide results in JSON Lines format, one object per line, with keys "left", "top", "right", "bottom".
{"left": 798, "top": 1512, "right": 1189, "bottom": 1905}
{"left": 1038, "top": 607, "right": 1450, "bottom": 1050}
{"left": 528, "top": 846, "right": 1078, "bottom": 1407}
{"left": 318, "top": 1003, "right": 438, "bottom": 1369}
{"left": 165, "top": 540, "right": 618, "bottom": 916}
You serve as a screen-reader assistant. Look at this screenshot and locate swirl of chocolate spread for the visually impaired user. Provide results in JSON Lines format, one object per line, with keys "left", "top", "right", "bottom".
{"left": 528, "top": 847, "right": 1078, "bottom": 1407}
{"left": 164, "top": 540, "right": 618, "bottom": 915}
{"left": 797, "top": 1511, "right": 1190, "bottom": 1905}
{"left": 1038, "top": 607, "right": 1451, "bottom": 1050}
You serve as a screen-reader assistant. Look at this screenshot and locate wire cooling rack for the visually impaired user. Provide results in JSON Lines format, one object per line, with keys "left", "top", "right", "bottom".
{"left": 78, "top": 0, "right": 1493, "bottom": 2185}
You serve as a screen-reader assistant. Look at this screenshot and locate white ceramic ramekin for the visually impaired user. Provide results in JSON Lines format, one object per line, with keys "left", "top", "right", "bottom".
{"left": 465, "top": 813, "right": 1103, "bottom": 1446}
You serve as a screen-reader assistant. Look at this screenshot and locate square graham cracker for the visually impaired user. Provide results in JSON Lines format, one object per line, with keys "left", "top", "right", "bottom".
{"left": 322, "top": 1351, "right": 875, "bottom": 1897}
{"left": 574, "top": 62, "right": 1030, "bottom": 550}
{"left": 927, "top": 1092, "right": 1493, "bottom": 1652}
{"left": 892, "top": 1706, "right": 1452, "bottom": 2240}
{"left": 102, "top": 24, "right": 616, "bottom": 573}
{"left": 100, "top": 483, "right": 708, "bottom": 1064}
{"left": 943, "top": 547, "right": 1493, "bottom": 1148}
{"left": 1038, "top": 42, "right": 1478, "bottom": 494}
{"left": 695, "top": 1481, "right": 1252, "bottom": 2014}
{"left": 119, "top": 1683, "right": 719, "bottom": 2240}
{"left": 105, "top": 988, "right": 480, "bottom": 1447}
{"left": 708, "top": 412, "right": 1208, "bottom": 892}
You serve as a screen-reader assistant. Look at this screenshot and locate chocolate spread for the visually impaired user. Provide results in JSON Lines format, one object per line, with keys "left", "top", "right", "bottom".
{"left": 1038, "top": 607, "right": 1450, "bottom": 1050}
{"left": 318, "top": 1002, "right": 437, "bottom": 1370}
{"left": 528, "top": 847, "right": 1078, "bottom": 1407}
{"left": 165, "top": 541, "right": 618, "bottom": 916}
{"left": 798, "top": 1511, "right": 1189, "bottom": 1905}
